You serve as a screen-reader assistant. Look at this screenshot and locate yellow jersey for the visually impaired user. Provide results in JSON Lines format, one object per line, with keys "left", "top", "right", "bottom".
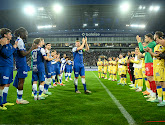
{"left": 97, "top": 61, "right": 103, "bottom": 68}
{"left": 104, "top": 61, "right": 109, "bottom": 69}
{"left": 153, "top": 44, "right": 165, "bottom": 68}
{"left": 121, "top": 57, "right": 127, "bottom": 70}
{"left": 108, "top": 61, "right": 113, "bottom": 70}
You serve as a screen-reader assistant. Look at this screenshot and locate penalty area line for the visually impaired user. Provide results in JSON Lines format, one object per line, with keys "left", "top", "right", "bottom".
{"left": 92, "top": 71, "right": 136, "bottom": 125}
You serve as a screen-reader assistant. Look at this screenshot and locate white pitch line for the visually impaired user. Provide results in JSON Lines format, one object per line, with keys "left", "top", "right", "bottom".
{"left": 92, "top": 72, "right": 136, "bottom": 125}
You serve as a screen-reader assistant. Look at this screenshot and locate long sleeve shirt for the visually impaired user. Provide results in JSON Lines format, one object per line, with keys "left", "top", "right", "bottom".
{"left": 138, "top": 41, "right": 156, "bottom": 63}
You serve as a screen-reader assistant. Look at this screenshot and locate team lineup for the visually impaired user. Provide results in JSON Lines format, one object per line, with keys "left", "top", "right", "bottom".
{"left": 1, "top": 27, "right": 165, "bottom": 111}
{"left": 97, "top": 31, "right": 165, "bottom": 107}
{"left": 0, "top": 27, "right": 91, "bottom": 110}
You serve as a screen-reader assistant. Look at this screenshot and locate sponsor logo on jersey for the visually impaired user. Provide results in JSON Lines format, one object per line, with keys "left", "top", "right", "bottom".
{"left": 23, "top": 71, "right": 28, "bottom": 74}
{"left": 3, "top": 76, "right": 9, "bottom": 79}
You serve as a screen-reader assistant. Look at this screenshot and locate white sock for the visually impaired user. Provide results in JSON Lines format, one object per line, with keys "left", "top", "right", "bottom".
{"left": 59, "top": 75, "right": 62, "bottom": 83}
{"left": 139, "top": 87, "right": 142, "bottom": 91}
{"left": 39, "top": 85, "right": 44, "bottom": 97}
{"left": 158, "top": 97, "right": 162, "bottom": 101}
{"left": 149, "top": 90, "right": 153, "bottom": 96}
{"left": 3, "top": 87, "right": 9, "bottom": 94}
{"left": 147, "top": 88, "right": 149, "bottom": 92}
{"left": 81, "top": 78, "right": 85, "bottom": 84}
{"left": 153, "top": 92, "right": 156, "bottom": 98}
{"left": 17, "top": 90, "right": 23, "bottom": 101}
{"left": 32, "top": 84, "right": 37, "bottom": 97}
{"left": 52, "top": 75, "right": 56, "bottom": 83}
{"left": 74, "top": 78, "right": 78, "bottom": 85}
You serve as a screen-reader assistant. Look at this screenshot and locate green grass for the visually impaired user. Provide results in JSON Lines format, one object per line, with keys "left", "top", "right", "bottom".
{"left": 0, "top": 71, "right": 164, "bottom": 125}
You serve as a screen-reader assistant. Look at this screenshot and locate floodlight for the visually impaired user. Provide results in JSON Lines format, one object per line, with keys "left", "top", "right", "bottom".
{"left": 139, "top": 5, "right": 142, "bottom": 9}
{"left": 149, "top": 6, "right": 154, "bottom": 11}
{"left": 37, "top": 25, "right": 56, "bottom": 29}
{"left": 95, "top": 23, "right": 99, "bottom": 26}
{"left": 120, "top": 3, "right": 130, "bottom": 12}
{"left": 154, "top": 6, "right": 160, "bottom": 11}
{"left": 53, "top": 4, "right": 63, "bottom": 13}
{"left": 83, "top": 24, "right": 87, "bottom": 27}
{"left": 24, "top": 5, "right": 35, "bottom": 16}
{"left": 130, "top": 24, "right": 146, "bottom": 28}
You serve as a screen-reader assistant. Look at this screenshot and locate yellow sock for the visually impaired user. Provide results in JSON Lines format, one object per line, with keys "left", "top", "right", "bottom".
{"left": 138, "top": 78, "right": 143, "bottom": 88}
{"left": 115, "top": 75, "right": 117, "bottom": 80}
{"left": 113, "top": 75, "right": 116, "bottom": 80}
{"left": 105, "top": 74, "right": 107, "bottom": 78}
{"left": 101, "top": 72, "right": 103, "bottom": 77}
{"left": 163, "top": 88, "right": 165, "bottom": 101}
{"left": 124, "top": 77, "right": 127, "bottom": 84}
{"left": 110, "top": 74, "right": 113, "bottom": 79}
{"left": 157, "top": 86, "right": 162, "bottom": 99}
{"left": 120, "top": 78, "right": 122, "bottom": 83}
{"left": 135, "top": 79, "right": 138, "bottom": 88}
{"left": 121, "top": 77, "right": 125, "bottom": 84}
{"left": 98, "top": 73, "right": 100, "bottom": 78}
{"left": 144, "top": 78, "right": 150, "bottom": 89}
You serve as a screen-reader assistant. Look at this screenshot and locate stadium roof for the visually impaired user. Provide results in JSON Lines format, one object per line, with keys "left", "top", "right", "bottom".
{"left": 0, "top": 0, "right": 165, "bottom": 33}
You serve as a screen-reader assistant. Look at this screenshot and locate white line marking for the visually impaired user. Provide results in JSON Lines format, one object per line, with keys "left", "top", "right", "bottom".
{"left": 92, "top": 72, "right": 136, "bottom": 125}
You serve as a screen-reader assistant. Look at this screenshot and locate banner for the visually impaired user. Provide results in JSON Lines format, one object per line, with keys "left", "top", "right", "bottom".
{"left": 29, "top": 32, "right": 137, "bottom": 38}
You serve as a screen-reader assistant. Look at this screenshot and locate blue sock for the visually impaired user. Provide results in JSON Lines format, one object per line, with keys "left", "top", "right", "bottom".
{"left": 39, "top": 90, "right": 43, "bottom": 95}
{"left": 34, "top": 90, "right": 37, "bottom": 96}
{"left": 0, "top": 87, "right": 3, "bottom": 106}
{"left": 0, "top": 90, "right": 2, "bottom": 106}
{"left": 46, "top": 84, "right": 49, "bottom": 90}
{"left": 60, "top": 79, "right": 62, "bottom": 83}
{"left": 53, "top": 79, "right": 55, "bottom": 83}
{"left": 75, "top": 85, "right": 78, "bottom": 92}
{"left": 44, "top": 84, "right": 49, "bottom": 90}
{"left": 0, "top": 96, "right": 2, "bottom": 106}
{"left": 83, "top": 84, "right": 87, "bottom": 91}
{"left": 39, "top": 85, "right": 44, "bottom": 96}
{"left": 3, "top": 93, "right": 7, "bottom": 104}
{"left": 17, "top": 93, "right": 22, "bottom": 100}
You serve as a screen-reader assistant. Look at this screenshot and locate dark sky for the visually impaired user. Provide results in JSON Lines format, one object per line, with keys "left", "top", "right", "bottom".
{"left": 1, "top": 0, "right": 163, "bottom": 10}
{"left": 0, "top": 0, "right": 116, "bottom": 10}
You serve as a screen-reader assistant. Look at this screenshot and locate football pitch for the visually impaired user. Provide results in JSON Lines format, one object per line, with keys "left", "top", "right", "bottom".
{"left": 0, "top": 71, "right": 165, "bottom": 125}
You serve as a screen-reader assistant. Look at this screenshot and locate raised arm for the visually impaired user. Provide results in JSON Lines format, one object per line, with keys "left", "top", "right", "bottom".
{"left": 136, "top": 35, "right": 145, "bottom": 53}
{"left": 84, "top": 36, "right": 89, "bottom": 52}
{"left": 76, "top": 38, "right": 86, "bottom": 51}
